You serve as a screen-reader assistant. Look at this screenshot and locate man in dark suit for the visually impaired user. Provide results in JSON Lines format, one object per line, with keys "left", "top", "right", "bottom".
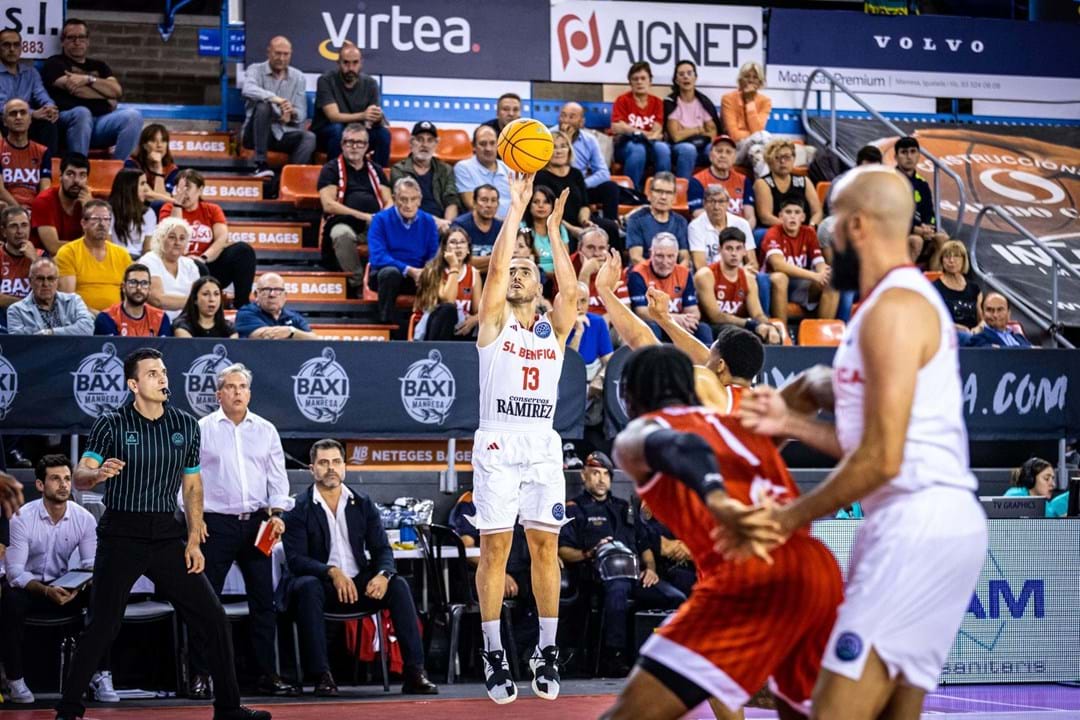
{"left": 965, "top": 292, "right": 1032, "bottom": 348}
{"left": 282, "top": 438, "right": 437, "bottom": 697}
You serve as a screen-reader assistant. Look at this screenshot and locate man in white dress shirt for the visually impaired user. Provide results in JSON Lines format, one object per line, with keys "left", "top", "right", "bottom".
{"left": 1, "top": 454, "right": 117, "bottom": 704}
{"left": 189, "top": 363, "right": 298, "bottom": 698}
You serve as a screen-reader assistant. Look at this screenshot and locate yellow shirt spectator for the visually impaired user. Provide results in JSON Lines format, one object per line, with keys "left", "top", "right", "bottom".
{"left": 55, "top": 236, "right": 132, "bottom": 312}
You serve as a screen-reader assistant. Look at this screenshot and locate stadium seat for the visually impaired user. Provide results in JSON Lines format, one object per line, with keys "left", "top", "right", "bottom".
{"left": 238, "top": 148, "right": 289, "bottom": 169}
{"left": 611, "top": 174, "right": 638, "bottom": 216}
{"left": 52, "top": 158, "right": 123, "bottom": 198}
{"left": 816, "top": 181, "right": 831, "bottom": 207}
{"left": 435, "top": 129, "right": 472, "bottom": 164}
{"left": 645, "top": 176, "right": 689, "bottom": 214}
{"left": 798, "top": 319, "right": 846, "bottom": 347}
{"left": 361, "top": 263, "right": 416, "bottom": 308}
{"left": 924, "top": 271, "right": 942, "bottom": 283}
{"left": 279, "top": 164, "right": 322, "bottom": 209}
{"left": 389, "top": 126, "right": 411, "bottom": 166}
{"left": 769, "top": 319, "right": 793, "bottom": 346}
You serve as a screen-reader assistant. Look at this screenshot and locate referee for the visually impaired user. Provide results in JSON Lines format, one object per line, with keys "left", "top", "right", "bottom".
{"left": 57, "top": 348, "right": 270, "bottom": 720}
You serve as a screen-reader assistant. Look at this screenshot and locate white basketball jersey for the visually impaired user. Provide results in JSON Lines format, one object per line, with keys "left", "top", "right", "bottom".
{"left": 833, "top": 266, "right": 976, "bottom": 509}
{"left": 478, "top": 312, "right": 564, "bottom": 432}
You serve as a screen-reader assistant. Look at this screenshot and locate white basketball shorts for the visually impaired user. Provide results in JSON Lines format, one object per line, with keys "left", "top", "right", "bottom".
{"left": 821, "top": 486, "right": 988, "bottom": 692}
{"left": 471, "top": 426, "right": 566, "bottom": 533}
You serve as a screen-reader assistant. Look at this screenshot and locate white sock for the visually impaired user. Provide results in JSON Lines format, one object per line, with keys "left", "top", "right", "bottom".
{"left": 482, "top": 620, "right": 504, "bottom": 653}
{"left": 538, "top": 617, "right": 558, "bottom": 650}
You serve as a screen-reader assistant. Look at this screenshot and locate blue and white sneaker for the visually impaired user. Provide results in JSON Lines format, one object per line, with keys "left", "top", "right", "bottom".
{"left": 529, "top": 645, "right": 561, "bottom": 700}
{"left": 481, "top": 649, "right": 517, "bottom": 704}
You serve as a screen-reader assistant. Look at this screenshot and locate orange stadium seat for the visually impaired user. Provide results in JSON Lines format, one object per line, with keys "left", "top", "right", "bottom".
{"left": 816, "top": 181, "right": 831, "bottom": 207}
{"left": 279, "top": 164, "right": 322, "bottom": 209}
{"left": 611, "top": 174, "right": 638, "bottom": 216}
{"left": 769, "top": 319, "right": 793, "bottom": 346}
{"left": 435, "top": 129, "right": 472, "bottom": 164}
{"left": 798, "top": 319, "right": 846, "bottom": 347}
{"left": 389, "top": 126, "right": 411, "bottom": 166}
{"left": 645, "top": 176, "right": 689, "bottom": 214}
{"left": 924, "top": 271, "right": 942, "bottom": 283}
{"left": 362, "top": 264, "right": 416, "bottom": 308}
{"left": 52, "top": 157, "right": 123, "bottom": 198}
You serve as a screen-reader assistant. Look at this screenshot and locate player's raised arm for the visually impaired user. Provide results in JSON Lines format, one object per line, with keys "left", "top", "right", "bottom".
{"left": 477, "top": 172, "right": 534, "bottom": 342}
{"left": 645, "top": 287, "right": 710, "bottom": 366}
{"left": 594, "top": 250, "right": 659, "bottom": 350}
{"left": 548, "top": 189, "right": 578, "bottom": 343}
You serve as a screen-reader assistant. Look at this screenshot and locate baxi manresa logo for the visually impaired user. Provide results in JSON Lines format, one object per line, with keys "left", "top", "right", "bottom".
{"left": 293, "top": 347, "right": 350, "bottom": 423}
{"left": 72, "top": 342, "right": 129, "bottom": 417}
{"left": 184, "top": 344, "right": 233, "bottom": 417}
{"left": 0, "top": 345, "right": 17, "bottom": 421}
{"left": 400, "top": 349, "right": 456, "bottom": 425}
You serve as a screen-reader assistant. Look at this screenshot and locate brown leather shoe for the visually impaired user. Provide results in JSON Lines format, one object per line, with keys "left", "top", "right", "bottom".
{"left": 401, "top": 667, "right": 438, "bottom": 695}
{"left": 189, "top": 673, "right": 212, "bottom": 699}
{"left": 314, "top": 671, "right": 338, "bottom": 697}
{"left": 256, "top": 673, "right": 301, "bottom": 697}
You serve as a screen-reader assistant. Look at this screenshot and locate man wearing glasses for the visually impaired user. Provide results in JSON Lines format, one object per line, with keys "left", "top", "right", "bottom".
{"left": 625, "top": 172, "right": 689, "bottom": 266}
{"left": 317, "top": 123, "right": 391, "bottom": 295}
{"left": 41, "top": 18, "right": 143, "bottom": 159}
{"left": 234, "top": 272, "right": 318, "bottom": 340}
{"left": 6, "top": 256, "right": 93, "bottom": 334}
{"left": 93, "top": 263, "right": 171, "bottom": 337}
{"left": 55, "top": 199, "right": 132, "bottom": 313}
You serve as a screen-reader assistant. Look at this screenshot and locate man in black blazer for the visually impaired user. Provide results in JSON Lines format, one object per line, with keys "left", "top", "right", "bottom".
{"left": 282, "top": 438, "right": 437, "bottom": 696}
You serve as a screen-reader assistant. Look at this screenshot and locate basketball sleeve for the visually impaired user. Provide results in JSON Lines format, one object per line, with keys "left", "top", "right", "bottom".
{"left": 643, "top": 429, "right": 726, "bottom": 500}
{"left": 83, "top": 415, "right": 114, "bottom": 465}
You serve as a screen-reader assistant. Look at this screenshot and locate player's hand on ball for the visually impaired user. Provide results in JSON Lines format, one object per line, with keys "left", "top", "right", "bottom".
{"left": 185, "top": 542, "right": 205, "bottom": 574}
{"left": 508, "top": 172, "right": 535, "bottom": 209}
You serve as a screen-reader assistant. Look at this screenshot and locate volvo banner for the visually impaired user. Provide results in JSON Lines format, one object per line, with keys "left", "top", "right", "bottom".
{"left": 0, "top": 337, "right": 586, "bottom": 439}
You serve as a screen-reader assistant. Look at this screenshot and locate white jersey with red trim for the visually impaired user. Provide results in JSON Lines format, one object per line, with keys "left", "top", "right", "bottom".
{"left": 478, "top": 312, "right": 564, "bottom": 432}
{"left": 832, "top": 266, "right": 975, "bottom": 509}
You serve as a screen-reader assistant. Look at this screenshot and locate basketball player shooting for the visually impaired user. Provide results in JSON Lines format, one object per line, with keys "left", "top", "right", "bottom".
{"left": 738, "top": 166, "right": 988, "bottom": 720}
{"left": 472, "top": 173, "right": 578, "bottom": 704}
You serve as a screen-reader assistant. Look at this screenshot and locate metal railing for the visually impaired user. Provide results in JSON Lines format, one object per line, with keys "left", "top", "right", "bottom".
{"left": 969, "top": 206, "right": 1079, "bottom": 350}
{"left": 799, "top": 68, "right": 968, "bottom": 232}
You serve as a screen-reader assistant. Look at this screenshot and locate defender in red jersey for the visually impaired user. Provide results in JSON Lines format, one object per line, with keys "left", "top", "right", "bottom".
{"left": 600, "top": 346, "right": 843, "bottom": 720}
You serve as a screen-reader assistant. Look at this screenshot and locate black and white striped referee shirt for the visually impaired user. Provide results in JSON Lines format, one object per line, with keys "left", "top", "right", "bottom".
{"left": 83, "top": 403, "right": 201, "bottom": 513}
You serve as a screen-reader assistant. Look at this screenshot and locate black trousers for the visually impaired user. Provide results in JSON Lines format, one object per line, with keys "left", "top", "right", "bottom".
{"left": 190, "top": 512, "right": 277, "bottom": 678}
{"left": 57, "top": 512, "right": 241, "bottom": 718}
{"left": 587, "top": 181, "right": 621, "bottom": 221}
{"left": 207, "top": 242, "right": 257, "bottom": 308}
{"left": 0, "top": 578, "right": 96, "bottom": 679}
{"left": 368, "top": 265, "right": 418, "bottom": 327}
{"left": 288, "top": 570, "right": 424, "bottom": 677}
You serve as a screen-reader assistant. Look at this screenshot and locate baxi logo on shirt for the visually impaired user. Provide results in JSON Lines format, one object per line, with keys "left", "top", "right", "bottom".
{"left": 72, "top": 343, "right": 129, "bottom": 418}
{"left": 0, "top": 345, "right": 17, "bottom": 421}
{"left": 293, "top": 347, "right": 350, "bottom": 423}
{"left": 184, "top": 344, "right": 234, "bottom": 417}
{"left": 400, "top": 349, "right": 456, "bottom": 425}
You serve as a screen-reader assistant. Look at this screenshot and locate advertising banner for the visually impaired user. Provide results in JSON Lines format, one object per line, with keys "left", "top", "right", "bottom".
{"left": 767, "top": 9, "right": 1080, "bottom": 102}
{"left": 550, "top": 1, "right": 762, "bottom": 86}
{"left": 244, "top": 0, "right": 549, "bottom": 81}
{"left": 0, "top": 337, "right": 586, "bottom": 439}
{"left": 0, "top": 1, "right": 64, "bottom": 58}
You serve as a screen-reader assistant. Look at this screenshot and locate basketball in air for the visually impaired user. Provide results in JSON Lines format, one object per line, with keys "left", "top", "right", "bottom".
{"left": 497, "top": 118, "right": 554, "bottom": 174}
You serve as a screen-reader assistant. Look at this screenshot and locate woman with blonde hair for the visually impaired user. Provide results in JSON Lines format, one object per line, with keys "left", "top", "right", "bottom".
{"left": 932, "top": 239, "right": 982, "bottom": 332}
{"left": 753, "top": 139, "right": 822, "bottom": 231}
{"left": 412, "top": 225, "right": 484, "bottom": 341}
{"left": 721, "top": 61, "right": 772, "bottom": 177}
{"left": 139, "top": 216, "right": 202, "bottom": 319}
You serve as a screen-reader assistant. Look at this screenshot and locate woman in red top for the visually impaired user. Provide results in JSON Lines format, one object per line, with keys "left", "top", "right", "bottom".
{"left": 412, "top": 225, "right": 483, "bottom": 341}
{"left": 611, "top": 62, "right": 688, "bottom": 190}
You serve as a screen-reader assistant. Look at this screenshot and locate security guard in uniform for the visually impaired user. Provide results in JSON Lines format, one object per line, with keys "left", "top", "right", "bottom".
{"left": 558, "top": 452, "right": 685, "bottom": 677}
{"left": 637, "top": 499, "right": 696, "bottom": 598}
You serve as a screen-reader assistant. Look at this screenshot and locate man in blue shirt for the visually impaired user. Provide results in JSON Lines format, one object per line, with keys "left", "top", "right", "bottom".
{"left": 456, "top": 184, "right": 503, "bottom": 273}
{"left": 367, "top": 177, "right": 439, "bottom": 329}
{"left": 235, "top": 272, "right": 319, "bottom": 339}
{"left": 625, "top": 172, "right": 689, "bottom": 264}
{"left": 0, "top": 28, "right": 60, "bottom": 157}
{"left": 551, "top": 102, "right": 621, "bottom": 222}
{"left": 454, "top": 125, "right": 511, "bottom": 219}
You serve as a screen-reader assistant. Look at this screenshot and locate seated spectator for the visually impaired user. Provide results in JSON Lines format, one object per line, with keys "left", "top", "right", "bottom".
{"left": 628, "top": 233, "right": 711, "bottom": 344}
{"left": 552, "top": 102, "right": 620, "bottom": 222}
{"left": 514, "top": 229, "right": 545, "bottom": 288}
{"left": 454, "top": 125, "right": 511, "bottom": 218}
{"left": 664, "top": 61, "right": 720, "bottom": 179}
{"left": 688, "top": 184, "right": 755, "bottom": 269}
{"left": 570, "top": 226, "right": 628, "bottom": 318}
{"left": 559, "top": 451, "right": 685, "bottom": 677}
{"left": 56, "top": 199, "right": 131, "bottom": 312}
{"left": 481, "top": 92, "right": 521, "bottom": 134}
{"left": 367, "top": 177, "right": 440, "bottom": 327}
{"left": 41, "top": 18, "right": 142, "bottom": 160}
{"left": 235, "top": 272, "right": 318, "bottom": 340}
{"left": 6, "top": 257, "right": 93, "bottom": 334}
{"left": 894, "top": 135, "right": 949, "bottom": 266}
{"left": 535, "top": 132, "right": 591, "bottom": 240}
{"left": 1, "top": 453, "right": 117, "bottom": 705}
{"left": 139, "top": 217, "right": 200, "bottom": 320}
{"left": 123, "top": 123, "right": 179, "bottom": 203}
{"left": 391, "top": 121, "right": 460, "bottom": 228}
{"left": 637, "top": 500, "right": 695, "bottom": 598}
{"left": 317, "top": 123, "right": 391, "bottom": 293}
{"left": 0, "top": 206, "right": 38, "bottom": 308}
{"left": 965, "top": 293, "right": 1031, "bottom": 348}
{"left": 93, "top": 262, "right": 170, "bottom": 337}
{"left": 412, "top": 225, "right": 482, "bottom": 341}
{"left": 933, "top": 240, "right": 982, "bottom": 333}
{"left": 721, "top": 61, "right": 772, "bottom": 177}
{"left": 311, "top": 42, "right": 389, "bottom": 165}
{"left": 241, "top": 35, "right": 315, "bottom": 178}
{"left": 108, "top": 168, "right": 157, "bottom": 257}
{"left": 758, "top": 200, "right": 838, "bottom": 322}
{"left": 567, "top": 282, "right": 614, "bottom": 423}
{"left": 0, "top": 28, "right": 60, "bottom": 156}
{"left": 689, "top": 134, "right": 755, "bottom": 227}
{"left": 31, "top": 152, "right": 89, "bottom": 255}
{"left": 523, "top": 185, "right": 570, "bottom": 275}
{"left": 753, "top": 140, "right": 823, "bottom": 236}
{"left": 626, "top": 172, "right": 689, "bottom": 264}
{"left": 456, "top": 184, "right": 503, "bottom": 272}
{"left": 1004, "top": 457, "right": 1068, "bottom": 518}
{"left": 611, "top": 62, "right": 689, "bottom": 191}
{"left": 172, "top": 276, "right": 237, "bottom": 338}
{"left": 694, "top": 227, "right": 778, "bottom": 344}
{"left": 161, "top": 169, "right": 256, "bottom": 308}
{"left": 0, "top": 99, "right": 50, "bottom": 209}
{"left": 282, "top": 439, "right": 438, "bottom": 696}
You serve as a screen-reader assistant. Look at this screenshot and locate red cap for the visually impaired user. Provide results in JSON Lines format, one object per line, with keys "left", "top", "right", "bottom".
{"left": 712, "top": 134, "right": 737, "bottom": 148}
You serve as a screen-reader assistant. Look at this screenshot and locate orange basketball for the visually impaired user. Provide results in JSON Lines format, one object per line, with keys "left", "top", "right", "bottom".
{"left": 497, "top": 118, "right": 554, "bottom": 174}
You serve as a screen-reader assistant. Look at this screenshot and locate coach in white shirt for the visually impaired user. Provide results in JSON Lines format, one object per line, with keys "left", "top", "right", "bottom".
{"left": 190, "top": 362, "right": 298, "bottom": 699}
{"left": 1, "top": 453, "right": 117, "bottom": 704}
{"left": 688, "top": 184, "right": 755, "bottom": 270}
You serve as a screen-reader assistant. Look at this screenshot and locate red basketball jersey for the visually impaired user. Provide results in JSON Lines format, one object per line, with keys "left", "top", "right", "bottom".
{"left": 708, "top": 262, "right": 749, "bottom": 317}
